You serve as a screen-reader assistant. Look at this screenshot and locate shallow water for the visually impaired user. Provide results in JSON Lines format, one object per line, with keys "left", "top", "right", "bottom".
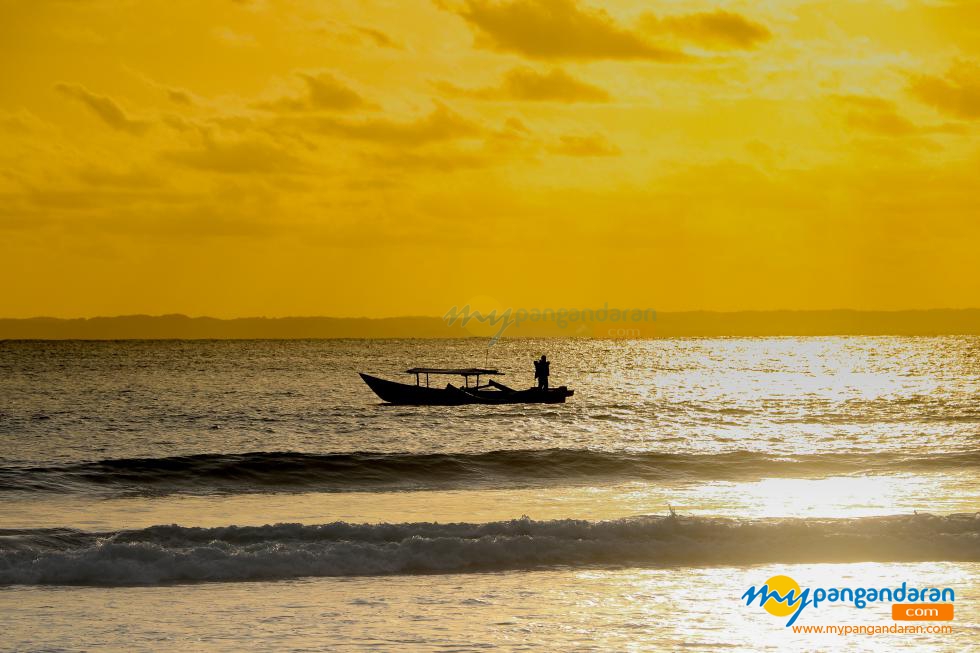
{"left": 2, "top": 564, "right": 977, "bottom": 652}
{"left": 1, "top": 338, "right": 978, "bottom": 649}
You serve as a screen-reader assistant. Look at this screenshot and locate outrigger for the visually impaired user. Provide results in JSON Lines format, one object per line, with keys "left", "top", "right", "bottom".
{"left": 359, "top": 368, "right": 574, "bottom": 405}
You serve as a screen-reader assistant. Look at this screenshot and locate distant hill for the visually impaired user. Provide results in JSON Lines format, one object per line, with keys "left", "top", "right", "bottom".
{"left": 1, "top": 310, "right": 979, "bottom": 339}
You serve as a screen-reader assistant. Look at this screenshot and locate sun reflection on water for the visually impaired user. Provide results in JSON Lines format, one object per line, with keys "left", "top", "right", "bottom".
{"left": 704, "top": 474, "right": 951, "bottom": 519}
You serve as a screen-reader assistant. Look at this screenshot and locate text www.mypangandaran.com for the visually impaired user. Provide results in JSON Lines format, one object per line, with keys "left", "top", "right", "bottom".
{"left": 791, "top": 624, "right": 954, "bottom": 636}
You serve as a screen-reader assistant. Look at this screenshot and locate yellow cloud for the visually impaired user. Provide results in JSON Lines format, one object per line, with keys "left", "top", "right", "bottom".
{"left": 831, "top": 95, "right": 919, "bottom": 136}
{"left": 352, "top": 25, "right": 402, "bottom": 50}
{"left": 166, "top": 88, "right": 195, "bottom": 106}
{"left": 258, "top": 72, "right": 368, "bottom": 112}
{"left": 54, "top": 83, "right": 150, "bottom": 135}
{"left": 909, "top": 61, "right": 980, "bottom": 120}
{"left": 448, "top": 0, "right": 687, "bottom": 61}
{"left": 163, "top": 137, "right": 305, "bottom": 174}
{"left": 549, "top": 133, "right": 619, "bottom": 157}
{"left": 307, "top": 103, "right": 482, "bottom": 146}
{"left": 640, "top": 10, "right": 771, "bottom": 50}
{"left": 367, "top": 148, "right": 493, "bottom": 171}
{"left": 76, "top": 166, "right": 162, "bottom": 189}
{"left": 437, "top": 66, "right": 610, "bottom": 102}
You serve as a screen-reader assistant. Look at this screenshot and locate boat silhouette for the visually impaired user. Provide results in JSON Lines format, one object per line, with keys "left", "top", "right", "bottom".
{"left": 359, "top": 368, "right": 574, "bottom": 405}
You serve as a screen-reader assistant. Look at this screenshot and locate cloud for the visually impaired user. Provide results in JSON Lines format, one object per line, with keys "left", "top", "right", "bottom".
{"left": 367, "top": 148, "right": 492, "bottom": 171}
{"left": 309, "top": 103, "right": 482, "bottom": 146}
{"left": 163, "top": 138, "right": 304, "bottom": 174}
{"left": 831, "top": 94, "right": 965, "bottom": 137}
{"left": 306, "top": 21, "right": 404, "bottom": 51}
{"left": 301, "top": 73, "right": 368, "bottom": 110}
{"left": 0, "top": 109, "right": 50, "bottom": 136}
{"left": 76, "top": 166, "right": 161, "bottom": 189}
{"left": 832, "top": 95, "right": 918, "bottom": 136}
{"left": 353, "top": 25, "right": 402, "bottom": 49}
{"left": 549, "top": 133, "right": 620, "bottom": 156}
{"left": 438, "top": 66, "right": 610, "bottom": 102}
{"left": 502, "top": 116, "right": 530, "bottom": 134}
{"left": 125, "top": 68, "right": 197, "bottom": 107}
{"left": 447, "top": 0, "right": 687, "bottom": 61}
{"left": 909, "top": 61, "right": 980, "bottom": 120}
{"left": 54, "top": 83, "right": 149, "bottom": 135}
{"left": 258, "top": 72, "right": 368, "bottom": 112}
{"left": 166, "top": 88, "right": 194, "bottom": 106}
{"left": 640, "top": 10, "right": 771, "bottom": 50}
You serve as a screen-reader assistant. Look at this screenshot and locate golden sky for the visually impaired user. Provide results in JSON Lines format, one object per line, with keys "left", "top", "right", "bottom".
{"left": 1, "top": 0, "right": 978, "bottom": 318}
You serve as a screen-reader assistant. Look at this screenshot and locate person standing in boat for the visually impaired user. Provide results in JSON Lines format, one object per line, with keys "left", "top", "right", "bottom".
{"left": 534, "top": 355, "right": 550, "bottom": 390}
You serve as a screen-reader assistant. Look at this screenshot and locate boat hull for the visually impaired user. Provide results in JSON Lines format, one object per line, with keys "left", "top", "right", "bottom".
{"left": 359, "top": 373, "right": 573, "bottom": 406}
{"left": 457, "top": 386, "right": 574, "bottom": 405}
{"left": 359, "top": 373, "right": 470, "bottom": 405}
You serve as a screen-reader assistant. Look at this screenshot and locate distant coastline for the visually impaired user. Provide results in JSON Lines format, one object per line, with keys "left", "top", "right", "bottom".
{"left": 2, "top": 310, "right": 979, "bottom": 339}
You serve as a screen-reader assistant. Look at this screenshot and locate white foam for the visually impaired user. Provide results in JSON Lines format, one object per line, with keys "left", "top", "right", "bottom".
{"left": 1, "top": 513, "right": 977, "bottom": 586}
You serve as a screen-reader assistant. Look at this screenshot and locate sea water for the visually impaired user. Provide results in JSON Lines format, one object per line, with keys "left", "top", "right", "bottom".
{"left": 1, "top": 338, "right": 978, "bottom": 650}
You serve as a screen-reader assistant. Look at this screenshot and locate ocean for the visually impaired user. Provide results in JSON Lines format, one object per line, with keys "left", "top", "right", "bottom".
{"left": 1, "top": 337, "right": 978, "bottom": 650}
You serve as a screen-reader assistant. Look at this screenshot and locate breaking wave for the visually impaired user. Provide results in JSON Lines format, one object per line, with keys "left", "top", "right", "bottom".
{"left": 1, "top": 449, "right": 978, "bottom": 496}
{"left": 0, "top": 513, "right": 977, "bottom": 586}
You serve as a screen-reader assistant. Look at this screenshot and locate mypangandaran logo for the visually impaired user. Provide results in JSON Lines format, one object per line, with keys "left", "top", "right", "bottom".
{"left": 443, "top": 303, "right": 657, "bottom": 343}
{"left": 742, "top": 575, "right": 955, "bottom": 627}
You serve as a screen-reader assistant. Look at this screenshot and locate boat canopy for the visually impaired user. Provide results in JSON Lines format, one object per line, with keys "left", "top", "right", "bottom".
{"left": 404, "top": 368, "right": 502, "bottom": 376}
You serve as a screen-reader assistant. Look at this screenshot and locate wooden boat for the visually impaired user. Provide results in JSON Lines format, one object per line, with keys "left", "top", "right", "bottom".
{"left": 359, "top": 368, "right": 574, "bottom": 405}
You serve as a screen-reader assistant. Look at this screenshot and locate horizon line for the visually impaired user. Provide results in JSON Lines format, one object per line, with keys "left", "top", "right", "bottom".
{"left": 3, "top": 309, "right": 980, "bottom": 339}
{"left": 5, "top": 308, "right": 980, "bottom": 321}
